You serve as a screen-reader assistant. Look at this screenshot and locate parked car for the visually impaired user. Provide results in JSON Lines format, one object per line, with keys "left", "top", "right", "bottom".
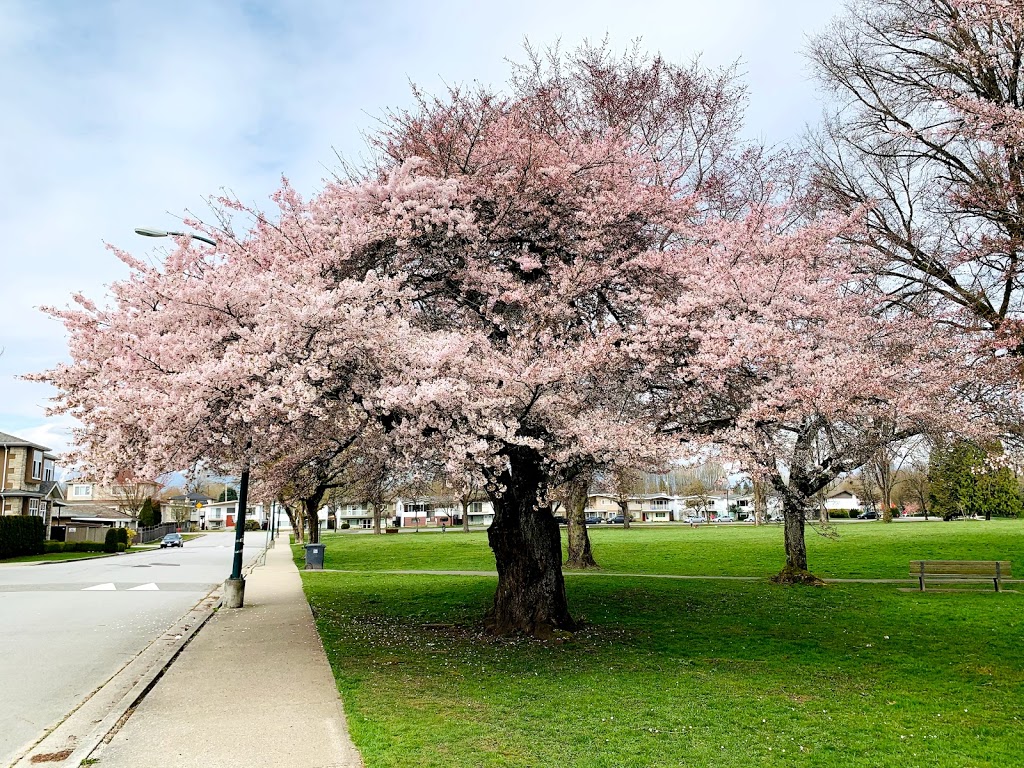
{"left": 684, "top": 514, "right": 705, "bottom": 524}
{"left": 609, "top": 514, "right": 626, "bottom": 525}
{"left": 585, "top": 516, "right": 603, "bottom": 526}
{"left": 715, "top": 514, "right": 736, "bottom": 523}
{"left": 160, "top": 533, "right": 184, "bottom": 548}
{"left": 856, "top": 510, "right": 879, "bottom": 520}
{"left": 552, "top": 515, "right": 568, "bottom": 526}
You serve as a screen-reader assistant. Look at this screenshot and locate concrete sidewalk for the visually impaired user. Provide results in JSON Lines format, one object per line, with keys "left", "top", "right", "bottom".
{"left": 91, "top": 540, "right": 363, "bottom": 768}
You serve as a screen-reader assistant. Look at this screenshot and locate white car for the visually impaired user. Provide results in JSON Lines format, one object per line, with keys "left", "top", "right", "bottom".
{"left": 715, "top": 514, "right": 736, "bottom": 523}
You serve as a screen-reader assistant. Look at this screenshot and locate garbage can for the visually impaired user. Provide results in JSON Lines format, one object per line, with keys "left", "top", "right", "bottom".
{"left": 304, "top": 543, "right": 326, "bottom": 570}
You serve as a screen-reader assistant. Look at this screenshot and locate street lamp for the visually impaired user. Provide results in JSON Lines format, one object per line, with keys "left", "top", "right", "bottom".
{"left": 134, "top": 227, "right": 217, "bottom": 247}
{"left": 135, "top": 226, "right": 250, "bottom": 607}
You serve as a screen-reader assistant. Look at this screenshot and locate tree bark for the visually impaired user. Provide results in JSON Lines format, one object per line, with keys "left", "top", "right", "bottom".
{"left": 752, "top": 478, "right": 767, "bottom": 525}
{"left": 617, "top": 500, "right": 631, "bottom": 529}
{"left": 772, "top": 489, "right": 825, "bottom": 585}
{"left": 565, "top": 474, "right": 598, "bottom": 569}
{"left": 304, "top": 489, "right": 325, "bottom": 545}
{"left": 484, "top": 447, "right": 576, "bottom": 638}
{"left": 283, "top": 501, "right": 304, "bottom": 545}
{"left": 461, "top": 498, "right": 470, "bottom": 533}
{"left": 372, "top": 502, "right": 383, "bottom": 534}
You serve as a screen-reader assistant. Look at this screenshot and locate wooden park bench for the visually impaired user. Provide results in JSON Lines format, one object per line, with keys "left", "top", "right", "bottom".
{"left": 909, "top": 560, "right": 1011, "bottom": 592}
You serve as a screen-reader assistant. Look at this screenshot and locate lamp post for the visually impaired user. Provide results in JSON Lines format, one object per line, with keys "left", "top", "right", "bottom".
{"left": 134, "top": 227, "right": 216, "bottom": 246}
{"left": 135, "top": 226, "right": 249, "bottom": 607}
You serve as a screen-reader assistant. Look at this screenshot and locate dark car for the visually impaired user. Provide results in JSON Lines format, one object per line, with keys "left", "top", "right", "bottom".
{"left": 160, "top": 533, "right": 184, "bottom": 548}
{"left": 552, "top": 516, "right": 568, "bottom": 526}
{"left": 609, "top": 514, "right": 626, "bottom": 525}
{"left": 585, "top": 516, "right": 602, "bottom": 526}
{"left": 855, "top": 510, "right": 879, "bottom": 520}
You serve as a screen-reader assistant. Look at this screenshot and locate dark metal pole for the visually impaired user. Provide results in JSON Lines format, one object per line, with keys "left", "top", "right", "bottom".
{"left": 230, "top": 467, "right": 249, "bottom": 580}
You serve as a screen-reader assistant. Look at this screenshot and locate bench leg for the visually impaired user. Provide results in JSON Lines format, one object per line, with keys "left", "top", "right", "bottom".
{"left": 994, "top": 578, "right": 1001, "bottom": 593}
{"left": 919, "top": 576, "right": 925, "bottom": 592}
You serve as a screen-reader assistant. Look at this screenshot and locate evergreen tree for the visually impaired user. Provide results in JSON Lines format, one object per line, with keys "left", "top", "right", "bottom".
{"left": 139, "top": 497, "right": 156, "bottom": 528}
{"left": 928, "top": 443, "right": 1022, "bottom": 520}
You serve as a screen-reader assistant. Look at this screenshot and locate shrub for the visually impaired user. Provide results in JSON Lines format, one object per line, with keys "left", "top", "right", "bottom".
{"left": 117, "top": 542, "right": 127, "bottom": 552}
{"left": 0, "top": 516, "right": 46, "bottom": 559}
{"left": 830, "top": 509, "right": 851, "bottom": 519}
{"left": 44, "top": 541, "right": 66, "bottom": 554}
{"left": 116, "top": 527, "right": 129, "bottom": 546}
{"left": 104, "top": 528, "right": 120, "bottom": 553}
{"left": 340, "top": 522, "right": 351, "bottom": 529}
{"left": 69, "top": 541, "right": 106, "bottom": 553}
{"left": 244, "top": 519, "right": 261, "bottom": 531}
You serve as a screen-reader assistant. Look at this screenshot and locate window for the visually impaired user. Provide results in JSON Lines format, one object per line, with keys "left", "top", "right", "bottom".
{"left": 470, "top": 502, "right": 483, "bottom": 514}
{"left": 360, "top": 519, "right": 373, "bottom": 529}
{"left": 73, "top": 484, "right": 92, "bottom": 497}
{"left": 43, "top": 461, "right": 54, "bottom": 482}
{"left": 30, "top": 451, "right": 42, "bottom": 481}
{"left": 28, "top": 498, "right": 39, "bottom": 515}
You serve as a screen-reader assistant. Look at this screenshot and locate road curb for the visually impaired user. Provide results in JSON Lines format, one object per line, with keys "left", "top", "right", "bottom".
{"left": 7, "top": 545, "right": 268, "bottom": 768}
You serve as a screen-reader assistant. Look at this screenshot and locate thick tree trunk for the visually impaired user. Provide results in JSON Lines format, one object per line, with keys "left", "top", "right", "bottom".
{"left": 304, "top": 497, "right": 321, "bottom": 545}
{"left": 565, "top": 474, "right": 598, "bottom": 569}
{"left": 372, "top": 503, "right": 383, "bottom": 535}
{"left": 772, "top": 490, "right": 825, "bottom": 585}
{"left": 461, "top": 499, "right": 470, "bottom": 533}
{"left": 484, "top": 448, "right": 576, "bottom": 638}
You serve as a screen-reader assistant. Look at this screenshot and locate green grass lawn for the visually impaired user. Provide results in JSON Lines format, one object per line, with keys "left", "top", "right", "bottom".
{"left": 0, "top": 550, "right": 116, "bottom": 563}
{"left": 298, "top": 521, "right": 1024, "bottom": 767}
{"left": 304, "top": 519, "right": 1024, "bottom": 580}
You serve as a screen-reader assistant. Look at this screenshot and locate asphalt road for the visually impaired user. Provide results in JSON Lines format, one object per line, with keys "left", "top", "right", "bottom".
{"left": 0, "top": 531, "right": 267, "bottom": 767}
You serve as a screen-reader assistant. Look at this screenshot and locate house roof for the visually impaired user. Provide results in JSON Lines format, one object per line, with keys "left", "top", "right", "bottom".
{"left": 57, "top": 504, "right": 135, "bottom": 521}
{"left": 168, "top": 492, "right": 215, "bottom": 503}
{"left": 0, "top": 430, "right": 51, "bottom": 452}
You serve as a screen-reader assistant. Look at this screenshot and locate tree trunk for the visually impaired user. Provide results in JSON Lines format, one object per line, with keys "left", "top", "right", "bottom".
{"left": 565, "top": 474, "right": 598, "bottom": 569}
{"left": 753, "top": 479, "right": 767, "bottom": 526}
{"left": 772, "top": 490, "right": 825, "bottom": 585}
{"left": 484, "top": 447, "right": 576, "bottom": 638}
{"left": 304, "top": 496, "right": 321, "bottom": 545}
{"left": 283, "top": 501, "right": 304, "bottom": 545}
{"left": 617, "top": 500, "right": 631, "bottom": 529}
{"left": 372, "top": 503, "right": 383, "bottom": 535}
{"left": 461, "top": 499, "right": 470, "bottom": 533}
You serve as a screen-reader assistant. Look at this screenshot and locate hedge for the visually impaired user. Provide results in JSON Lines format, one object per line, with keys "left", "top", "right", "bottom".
{"left": 104, "top": 528, "right": 121, "bottom": 553}
{"left": 0, "top": 516, "right": 45, "bottom": 559}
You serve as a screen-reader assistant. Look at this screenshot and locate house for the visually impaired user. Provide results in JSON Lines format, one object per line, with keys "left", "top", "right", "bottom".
{"left": 635, "top": 493, "right": 677, "bottom": 522}
{"left": 824, "top": 489, "right": 863, "bottom": 515}
{"left": 198, "top": 499, "right": 271, "bottom": 530}
{"left": 0, "top": 430, "right": 60, "bottom": 524}
{"left": 64, "top": 472, "right": 162, "bottom": 525}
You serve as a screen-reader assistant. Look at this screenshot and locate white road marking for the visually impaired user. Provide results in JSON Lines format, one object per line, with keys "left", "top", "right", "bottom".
{"left": 82, "top": 583, "right": 116, "bottom": 591}
{"left": 128, "top": 583, "right": 159, "bottom": 591}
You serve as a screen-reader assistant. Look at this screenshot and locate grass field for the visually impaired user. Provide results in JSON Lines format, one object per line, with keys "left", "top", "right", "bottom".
{"left": 298, "top": 522, "right": 1024, "bottom": 768}
{"left": 305, "top": 519, "right": 1024, "bottom": 580}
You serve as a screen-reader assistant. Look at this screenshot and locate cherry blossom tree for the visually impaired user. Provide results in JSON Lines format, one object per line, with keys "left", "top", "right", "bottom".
{"left": 641, "top": 204, "right": 1012, "bottom": 580}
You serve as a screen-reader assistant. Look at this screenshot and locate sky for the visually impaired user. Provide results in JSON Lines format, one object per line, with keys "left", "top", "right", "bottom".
{"left": 0, "top": 0, "right": 845, "bottom": 457}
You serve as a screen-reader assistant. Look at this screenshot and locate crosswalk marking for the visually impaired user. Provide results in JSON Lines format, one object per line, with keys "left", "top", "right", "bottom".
{"left": 128, "top": 583, "right": 159, "bottom": 591}
{"left": 83, "top": 582, "right": 116, "bottom": 591}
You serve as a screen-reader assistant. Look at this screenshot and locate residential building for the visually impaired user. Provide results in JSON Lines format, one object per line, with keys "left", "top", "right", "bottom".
{"left": 65, "top": 473, "right": 162, "bottom": 524}
{"left": 198, "top": 499, "right": 271, "bottom": 530}
{"left": 0, "top": 430, "right": 60, "bottom": 524}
